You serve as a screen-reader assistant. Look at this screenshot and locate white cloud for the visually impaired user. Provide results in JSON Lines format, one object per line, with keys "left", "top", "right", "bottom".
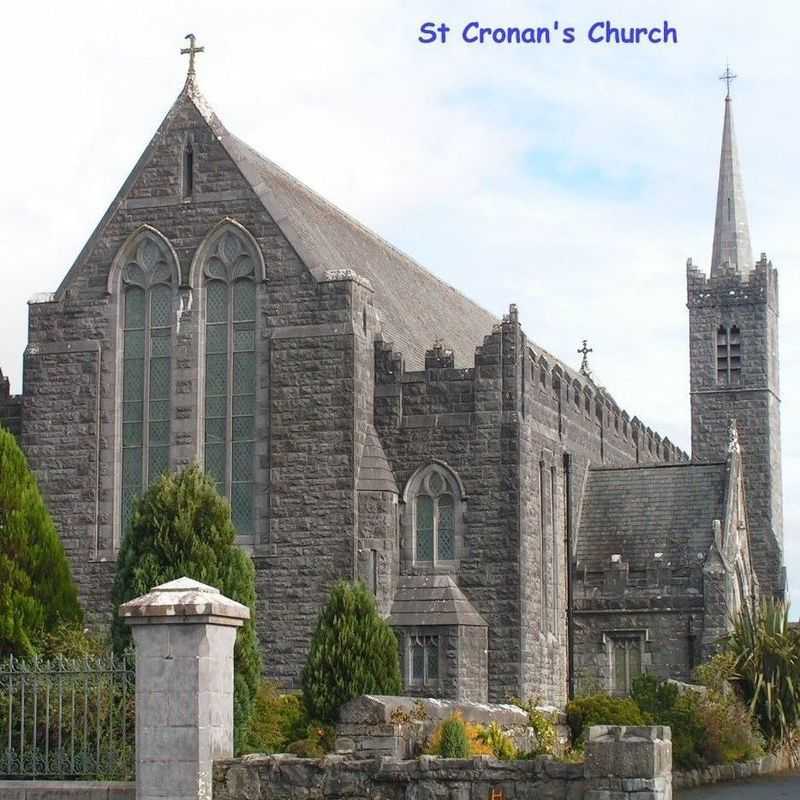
{"left": 1, "top": 0, "right": 798, "bottom": 612}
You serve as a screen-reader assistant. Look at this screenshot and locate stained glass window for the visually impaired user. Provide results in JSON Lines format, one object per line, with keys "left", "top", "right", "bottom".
{"left": 413, "top": 468, "right": 459, "bottom": 565}
{"left": 437, "top": 495, "right": 455, "bottom": 560}
{"left": 203, "top": 233, "right": 257, "bottom": 538}
{"left": 121, "top": 287, "right": 145, "bottom": 533}
{"left": 119, "top": 240, "right": 174, "bottom": 536}
{"left": 415, "top": 496, "right": 434, "bottom": 562}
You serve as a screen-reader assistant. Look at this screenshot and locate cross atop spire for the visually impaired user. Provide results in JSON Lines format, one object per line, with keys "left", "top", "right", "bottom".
{"left": 719, "top": 62, "right": 737, "bottom": 100}
{"left": 710, "top": 67, "right": 753, "bottom": 275}
{"left": 578, "top": 339, "right": 593, "bottom": 377}
{"left": 181, "top": 33, "right": 204, "bottom": 82}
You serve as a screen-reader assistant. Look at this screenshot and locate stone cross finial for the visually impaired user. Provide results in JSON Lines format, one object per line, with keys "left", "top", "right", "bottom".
{"left": 719, "top": 62, "right": 737, "bottom": 99}
{"left": 578, "top": 339, "right": 593, "bottom": 377}
{"left": 181, "top": 33, "right": 205, "bottom": 80}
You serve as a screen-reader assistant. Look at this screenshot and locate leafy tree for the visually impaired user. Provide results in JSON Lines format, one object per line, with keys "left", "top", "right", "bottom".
{"left": 302, "top": 580, "right": 402, "bottom": 723}
{"left": 728, "top": 598, "right": 800, "bottom": 744}
{"left": 111, "top": 464, "right": 261, "bottom": 753}
{"left": 0, "top": 426, "right": 82, "bottom": 656}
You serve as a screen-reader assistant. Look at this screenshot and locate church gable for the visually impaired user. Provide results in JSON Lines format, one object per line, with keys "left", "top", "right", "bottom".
{"left": 54, "top": 85, "right": 271, "bottom": 300}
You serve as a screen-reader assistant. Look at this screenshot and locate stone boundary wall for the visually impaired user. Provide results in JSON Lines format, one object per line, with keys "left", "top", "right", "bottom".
{"left": 0, "top": 781, "right": 134, "bottom": 799}
{"left": 673, "top": 747, "right": 796, "bottom": 791}
{"left": 214, "top": 725, "right": 671, "bottom": 800}
{"left": 214, "top": 754, "right": 586, "bottom": 800}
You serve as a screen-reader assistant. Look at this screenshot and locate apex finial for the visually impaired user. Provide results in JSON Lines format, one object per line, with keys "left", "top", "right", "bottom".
{"left": 181, "top": 33, "right": 205, "bottom": 82}
{"left": 578, "top": 339, "right": 593, "bottom": 377}
{"left": 719, "top": 62, "right": 737, "bottom": 100}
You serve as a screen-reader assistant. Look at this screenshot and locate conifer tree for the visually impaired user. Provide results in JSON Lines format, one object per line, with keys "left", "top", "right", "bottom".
{"left": 0, "top": 426, "right": 82, "bottom": 656}
{"left": 111, "top": 464, "right": 261, "bottom": 753}
{"left": 302, "top": 580, "right": 402, "bottom": 723}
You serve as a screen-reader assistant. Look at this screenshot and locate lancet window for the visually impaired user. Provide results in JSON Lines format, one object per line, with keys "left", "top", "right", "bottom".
{"left": 120, "top": 234, "right": 177, "bottom": 534}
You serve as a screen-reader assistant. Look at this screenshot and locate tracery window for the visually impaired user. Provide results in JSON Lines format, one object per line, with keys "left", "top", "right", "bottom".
{"left": 203, "top": 230, "right": 257, "bottom": 536}
{"left": 716, "top": 324, "right": 741, "bottom": 385}
{"left": 407, "top": 463, "right": 463, "bottom": 567}
{"left": 120, "top": 235, "right": 176, "bottom": 534}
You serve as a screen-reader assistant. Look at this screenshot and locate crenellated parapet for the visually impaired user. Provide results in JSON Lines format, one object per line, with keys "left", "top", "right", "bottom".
{"left": 0, "top": 368, "right": 22, "bottom": 439}
{"left": 373, "top": 304, "right": 688, "bottom": 465}
{"left": 687, "top": 253, "right": 778, "bottom": 311}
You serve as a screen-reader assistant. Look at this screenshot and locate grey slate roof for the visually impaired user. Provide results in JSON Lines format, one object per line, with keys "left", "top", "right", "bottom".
{"left": 225, "top": 134, "right": 499, "bottom": 369}
{"left": 357, "top": 423, "right": 399, "bottom": 493}
{"left": 389, "top": 575, "right": 487, "bottom": 628}
{"left": 576, "top": 463, "right": 726, "bottom": 571}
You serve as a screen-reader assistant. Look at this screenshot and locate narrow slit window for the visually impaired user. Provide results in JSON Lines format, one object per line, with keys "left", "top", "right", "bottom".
{"left": 183, "top": 142, "right": 194, "bottom": 197}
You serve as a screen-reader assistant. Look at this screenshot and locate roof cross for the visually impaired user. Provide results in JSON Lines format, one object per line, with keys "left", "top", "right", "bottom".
{"left": 181, "top": 33, "right": 205, "bottom": 80}
{"left": 578, "top": 339, "right": 593, "bottom": 377}
{"left": 719, "top": 62, "right": 737, "bottom": 100}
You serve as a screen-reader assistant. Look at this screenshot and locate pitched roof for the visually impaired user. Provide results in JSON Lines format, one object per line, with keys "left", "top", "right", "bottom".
{"left": 576, "top": 463, "right": 726, "bottom": 571}
{"left": 357, "top": 423, "right": 399, "bottom": 493}
{"left": 389, "top": 575, "right": 487, "bottom": 627}
{"left": 224, "top": 133, "right": 499, "bottom": 369}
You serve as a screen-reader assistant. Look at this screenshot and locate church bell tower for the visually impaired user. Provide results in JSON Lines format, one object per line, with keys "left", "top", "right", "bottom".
{"left": 686, "top": 70, "right": 784, "bottom": 598}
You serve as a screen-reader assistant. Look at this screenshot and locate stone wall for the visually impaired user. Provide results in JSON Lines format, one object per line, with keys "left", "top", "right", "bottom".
{"left": 0, "top": 781, "right": 134, "bottom": 799}
{"left": 673, "top": 748, "right": 795, "bottom": 790}
{"left": 214, "top": 726, "right": 672, "bottom": 800}
{"left": 571, "top": 601, "right": 703, "bottom": 693}
{"left": 214, "top": 755, "right": 586, "bottom": 800}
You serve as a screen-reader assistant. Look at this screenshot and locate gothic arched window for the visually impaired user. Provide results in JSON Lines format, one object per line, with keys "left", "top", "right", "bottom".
{"left": 202, "top": 229, "right": 258, "bottom": 536}
{"left": 404, "top": 463, "right": 464, "bottom": 567}
{"left": 119, "top": 233, "right": 177, "bottom": 533}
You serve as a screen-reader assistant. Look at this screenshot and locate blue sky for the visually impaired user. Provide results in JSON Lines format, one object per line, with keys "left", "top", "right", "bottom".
{"left": 1, "top": 0, "right": 798, "bottom": 610}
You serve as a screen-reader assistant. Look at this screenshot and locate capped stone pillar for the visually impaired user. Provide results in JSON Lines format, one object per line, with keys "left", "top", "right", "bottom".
{"left": 585, "top": 725, "right": 672, "bottom": 800}
{"left": 120, "top": 577, "right": 250, "bottom": 800}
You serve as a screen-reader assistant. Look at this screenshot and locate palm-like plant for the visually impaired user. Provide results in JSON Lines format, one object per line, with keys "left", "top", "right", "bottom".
{"left": 728, "top": 598, "right": 800, "bottom": 745}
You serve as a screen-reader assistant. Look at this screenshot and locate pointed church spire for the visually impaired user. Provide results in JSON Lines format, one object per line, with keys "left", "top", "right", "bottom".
{"left": 710, "top": 67, "right": 753, "bottom": 275}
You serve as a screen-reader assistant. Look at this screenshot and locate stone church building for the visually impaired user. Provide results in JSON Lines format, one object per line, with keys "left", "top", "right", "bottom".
{"left": 0, "top": 56, "right": 784, "bottom": 707}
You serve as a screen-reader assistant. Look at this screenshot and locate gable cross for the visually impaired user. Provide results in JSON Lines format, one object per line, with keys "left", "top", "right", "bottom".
{"left": 578, "top": 339, "right": 593, "bottom": 377}
{"left": 181, "top": 33, "right": 205, "bottom": 79}
{"left": 719, "top": 62, "right": 737, "bottom": 99}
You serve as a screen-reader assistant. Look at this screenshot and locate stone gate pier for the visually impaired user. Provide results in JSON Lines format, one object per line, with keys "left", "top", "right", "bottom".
{"left": 120, "top": 577, "right": 250, "bottom": 800}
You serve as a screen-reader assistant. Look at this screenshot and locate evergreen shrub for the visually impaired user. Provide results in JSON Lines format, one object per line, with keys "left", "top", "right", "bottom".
{"left": 0, "top": 426, "right": 82, "bottom": 656}
{"left": 110, "top": 464, "right": 262, "bottom": 753}
{"left": 302, "top": 580, "right": 402, "bottom": 723}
